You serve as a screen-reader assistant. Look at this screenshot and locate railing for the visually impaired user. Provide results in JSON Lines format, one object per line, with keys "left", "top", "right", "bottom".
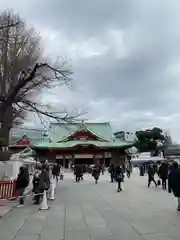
{"left": 0, "top": 180, "right": 16, "bottom": 200}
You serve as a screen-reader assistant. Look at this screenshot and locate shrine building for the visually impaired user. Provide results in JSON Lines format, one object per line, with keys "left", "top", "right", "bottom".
{"left": 9, "top": 122, "right": 134, "bottom": 167}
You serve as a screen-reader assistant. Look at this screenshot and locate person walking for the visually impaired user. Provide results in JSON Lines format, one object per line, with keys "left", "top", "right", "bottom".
{"left": 52, "top": 164, "right": 59, "bottom": 182}
{"left": 168, "top": 162, "right": 174, "bottom": 192}
{"left": 39, "top": 166, "right": 50, "bottom": 201}
{"left": 115, "top": 165, "right": 124, "bottom": 192}
{"left": 16, "top": 166, "right": 29, "bottom": 207}
{"left": 80, "top": 165, "right": 84, "bottom": 180}
{"left": 74, "top": 164, "right": 83, "bottom": 182}
{"left": 109, "top": 163, "right": 115, "bottom": 182}
{"left": 32, "top": 170, "right": 41, "bottom": 204}
{"left": 126, "top": 161, "right": 131, "bottom": 179}
{"left": 158, "top": 162, "right": 168, "bottom": 190}
{"left": 92, "top": 165, "right": 100, "bottom": 184}
{"left": 168, "top": 161, "right": 180, "bottom": 211}
{"left": 148, "top": 164, "right": 157, "bottom": 187}
{"left": 139, "top": 164, "right": 145, "bottom": 176}
{"left": 101, "top": 164, "right": 105, "bottom": 175}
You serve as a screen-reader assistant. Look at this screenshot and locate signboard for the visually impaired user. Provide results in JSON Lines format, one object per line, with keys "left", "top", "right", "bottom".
{"left": 56, "top": 153, "right": 112, "bottom": 159}
{"left": 75, "top": 154, "right": 93, "bottom": 159}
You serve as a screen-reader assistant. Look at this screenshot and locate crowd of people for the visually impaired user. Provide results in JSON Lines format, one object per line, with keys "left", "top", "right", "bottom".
{"left": 139, "top": 161, "right": 180, "bottom": 211}
{"left": 15, "top": 161, "right": 60, "bottom": 207}
{"left": 73, "top": 164, "right": 102, "bottom": 184}
{"left": 14, "top": 158, "right": 180, "bottom": 211}
{"left": 72, "top": 162, "right": 128, "bottom": 192}
{"left": 72, "top": 160, "right": 180, "bottom": 210}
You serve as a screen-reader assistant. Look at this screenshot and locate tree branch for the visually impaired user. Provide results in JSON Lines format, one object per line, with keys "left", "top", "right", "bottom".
{"left": 21, "top": 99, "right": 81, "bottom": 122}
{"left": 0, "top": 20, "right": 21, "bottom": 30}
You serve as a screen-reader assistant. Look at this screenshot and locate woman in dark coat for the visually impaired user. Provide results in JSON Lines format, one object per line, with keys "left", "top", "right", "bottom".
{"left": 168, "top": 161, "right": 180, "bottom": 211}
{"left": 32, "top": 171, "right": 41, "bottom": 204}
{"left": 38, "top": 167, "right": 50, "bottom": 201}
{"left": 16, "top": 166, "right": 29, "bottom": 207}
{"left": 115, "top": 165, "right": 124, "bottom": 192}
{"left": 52, "top": 165, "right": 59, "bottom": 181}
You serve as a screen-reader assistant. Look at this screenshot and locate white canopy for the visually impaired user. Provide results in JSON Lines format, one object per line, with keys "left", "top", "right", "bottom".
{"left": 132, "top": 152, "right": 165, "bottom": 162}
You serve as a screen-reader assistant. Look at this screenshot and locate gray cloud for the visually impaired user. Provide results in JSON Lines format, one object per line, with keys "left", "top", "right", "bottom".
{"left": 1, "top": 0, "right": 180, "bottom": 141}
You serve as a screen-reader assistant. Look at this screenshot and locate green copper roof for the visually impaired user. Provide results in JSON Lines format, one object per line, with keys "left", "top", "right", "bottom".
{"left": 33, "top": 140, "right": 133, "bottom": 149}
{"left": 49, "top": 122, "right": 117, "bottom": 142}
{"left": 31, "top": 122, "right": 134, "bottom": 149}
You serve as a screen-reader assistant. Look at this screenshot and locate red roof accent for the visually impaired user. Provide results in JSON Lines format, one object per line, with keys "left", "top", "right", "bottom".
{"left": 64, "top": 129, "right": 106, "bottom": 142}
{"left": 12, "top": 136, "right": 31, "bottom": 146}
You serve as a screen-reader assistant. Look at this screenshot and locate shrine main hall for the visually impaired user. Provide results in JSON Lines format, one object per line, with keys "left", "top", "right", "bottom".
{"left": 9, "top": 122, "right": 134, "bottom": 167}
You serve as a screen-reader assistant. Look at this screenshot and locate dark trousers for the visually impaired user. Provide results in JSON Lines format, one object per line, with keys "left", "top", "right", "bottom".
{"left": 76, "top": 175, "right": 80, "bottom": 182}
{"left": 148, "top": 176, "right": 157, "bottom": 187}
{"left": 162, "top": 178, "right": 167, "bottom": 190}
{"left": 19, "top": 188, "right": 25, "bottom": 205}
{"left": 117, "top": 181, "right": 122, "bottom": 191}
{"left": 53, "top": 174, "right": 58, "bottom": 181}
{"left": 110, "top": 173, "right": 114, "bottom": 182}
{"left": 94, "top": 177, "right": 99, "bottom": 184}
{"left": 34, "top": 192, "right": 42, "bottom": 204}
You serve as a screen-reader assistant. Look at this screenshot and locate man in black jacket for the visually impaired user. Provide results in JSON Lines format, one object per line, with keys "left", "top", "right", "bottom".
{"left": 16, "top": 166, "right": 29, "bottom": 207}
{"left": 109, "top": 163, "right": 115, "bottom": 182}
{"left": 148, "top": 164, "right": 157, "bottom": 187}
{"left": 158, "top": 162, "right": 168, "bottom": 190}
{"left": 168, "top": 161, "right": 180, "bottom": 211}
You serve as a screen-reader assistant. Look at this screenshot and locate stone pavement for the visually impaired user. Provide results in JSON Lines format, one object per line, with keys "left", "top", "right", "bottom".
{"left": 0, "top": 171, "right": 180, "bottom": 240}
{"left": 0, "top": 205, "right": 12, "bottom": 218}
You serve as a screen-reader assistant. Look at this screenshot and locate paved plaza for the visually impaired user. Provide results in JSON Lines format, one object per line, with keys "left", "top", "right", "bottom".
{"left": 0, "top": 171, "right": 180, "bottom": 240}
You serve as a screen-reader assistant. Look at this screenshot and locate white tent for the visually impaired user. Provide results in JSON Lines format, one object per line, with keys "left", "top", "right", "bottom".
{"left": 132, "top": 152, "right": 165, "bottom": 162}
{"left": 2, "top": 147, "right": 36, "bottom": 180}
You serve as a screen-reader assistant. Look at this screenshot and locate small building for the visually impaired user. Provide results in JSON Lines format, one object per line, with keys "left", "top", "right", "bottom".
{"left": 29, "top": 122, "right": 133, "bottom": 167}
{"left": 9, "top": 127, "right": 46, "bottom": 153}
{"left": 114, "top": 131, "right": 135, "bottom": 142}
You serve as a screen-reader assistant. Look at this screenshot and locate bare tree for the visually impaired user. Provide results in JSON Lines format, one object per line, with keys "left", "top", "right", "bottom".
{"left": 0, "top": 11, "right": 41, "bottom": 125}
{"left": 0, "top": 11, "right": 78, "bottom": 152}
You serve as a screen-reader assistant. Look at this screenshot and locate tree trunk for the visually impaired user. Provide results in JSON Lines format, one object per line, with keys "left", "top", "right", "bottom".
{"left": 0, "top": 106, "right": 13, "bottom": 161}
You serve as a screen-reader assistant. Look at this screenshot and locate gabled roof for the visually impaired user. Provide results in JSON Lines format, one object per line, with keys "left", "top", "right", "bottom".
{"left": 49, "top": 122, "right": 117, "bottom": 143}
{"left": 31, "top": 122, "right": 135, "bottom": 149}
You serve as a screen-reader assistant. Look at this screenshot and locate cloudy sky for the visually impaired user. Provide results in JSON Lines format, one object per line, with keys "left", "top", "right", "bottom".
{"left": 1, "top": 0, "right": 180, "bottom": 141}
